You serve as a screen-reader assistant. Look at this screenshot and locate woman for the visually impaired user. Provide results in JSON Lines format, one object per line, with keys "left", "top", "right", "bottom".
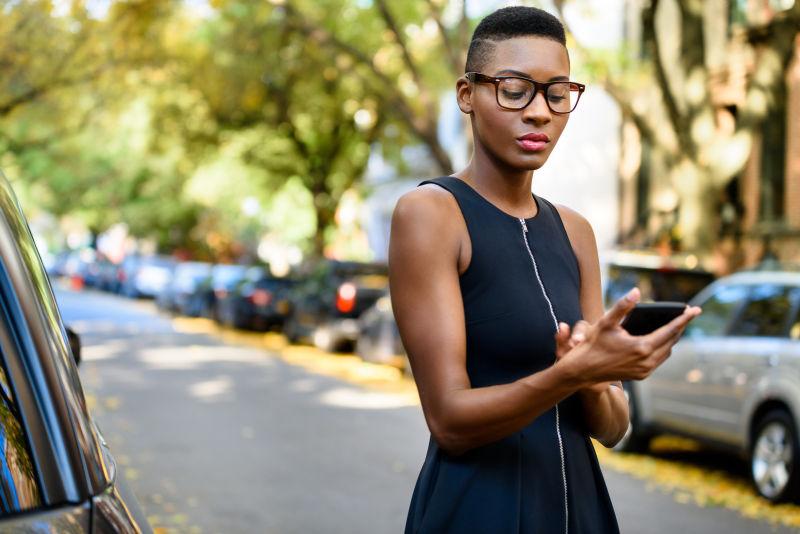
{"left": 389, "top": 6, "right": 701, "bottom": 534}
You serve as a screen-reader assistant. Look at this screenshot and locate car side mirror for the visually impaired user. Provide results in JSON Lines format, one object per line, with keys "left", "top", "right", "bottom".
{"left": 66, "top": 326, "right": 81, "bottom": 367}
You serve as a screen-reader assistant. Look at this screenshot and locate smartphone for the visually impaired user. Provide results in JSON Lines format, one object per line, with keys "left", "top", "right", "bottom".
{"left": 620, "top": 302, "right": 687, "bottom": 336}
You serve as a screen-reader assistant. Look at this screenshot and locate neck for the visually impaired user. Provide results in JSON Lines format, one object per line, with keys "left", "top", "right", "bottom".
{"left": 454, "top": 144, "right": 537, "bottom": 217}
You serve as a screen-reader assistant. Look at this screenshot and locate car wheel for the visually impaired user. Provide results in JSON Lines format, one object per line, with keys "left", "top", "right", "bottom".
{"left": 612, "top": 382, "right": 651, "bottom": 453}
{"left": 313, "top": 327, "right": 339, "bottom": 353}
{"left": 283, "top": 317, "right": 301, "bottom": 344}
{"left": 751, "top": 409, "right": 800, "bottom": 503}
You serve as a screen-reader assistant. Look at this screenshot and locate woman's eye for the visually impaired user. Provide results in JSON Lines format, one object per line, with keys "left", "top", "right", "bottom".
{"left": 501, "top": 90, "right": 526, "bottom": 100}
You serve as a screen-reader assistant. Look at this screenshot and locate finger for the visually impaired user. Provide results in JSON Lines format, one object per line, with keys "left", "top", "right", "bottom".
{"left": 556, "top": 322, "right": 571, "bottom": 341}
{"left": 649, "top": 335, "right": 680, "bottom": 368}
{"left": 645, "top": 306, "right": 701, "bottom": 346}
{"left": 555, "top": 322, "right": 571, "bottom": 357}
{"left": 599, "top": 287, "right": 640, "bottom": 328}
{"left": 569, "top": 320, "right": 590, "bottom": 347}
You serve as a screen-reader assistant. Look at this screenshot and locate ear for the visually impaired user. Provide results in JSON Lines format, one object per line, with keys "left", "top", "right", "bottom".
{"left": 456, "top": 76, "right": 473, "bottom": 114}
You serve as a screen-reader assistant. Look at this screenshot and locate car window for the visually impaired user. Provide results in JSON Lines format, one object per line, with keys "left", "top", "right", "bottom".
{"left": 729, "top": 284, "right": 798, "bottom": 338}
{"left": 685, "top": 284, "right": 749, "bottom": 337}
{"left": 0, "top": 347, "right": 42, "bottom": 515}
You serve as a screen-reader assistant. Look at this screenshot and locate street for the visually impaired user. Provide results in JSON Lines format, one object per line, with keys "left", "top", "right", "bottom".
{"left": 57, "top": 287, "right": 797, "bottom": 534}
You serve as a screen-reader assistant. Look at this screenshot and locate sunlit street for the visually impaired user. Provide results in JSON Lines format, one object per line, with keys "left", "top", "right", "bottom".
{"left": 58, "top": 285, "right": 798, "bottom": 533}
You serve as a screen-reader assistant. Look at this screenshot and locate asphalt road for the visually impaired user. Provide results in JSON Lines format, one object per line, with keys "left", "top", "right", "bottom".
{"left": 56, "top": 287, "right": 795, "bottom": 534}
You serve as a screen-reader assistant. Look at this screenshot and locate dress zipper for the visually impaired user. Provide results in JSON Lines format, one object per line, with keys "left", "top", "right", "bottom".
{"left": 519, "top": 217, "right": 569, "bottom": 534}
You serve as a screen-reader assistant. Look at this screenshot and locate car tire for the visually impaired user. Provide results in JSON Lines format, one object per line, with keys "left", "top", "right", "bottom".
{"left": 313, "top": 327, "right": 339, "bottom": 353}
{"left": 612, "top": 381, "right": 652, "bottom": 453}
{"left": 750, "top": 409, "right": 800, "bottom": 503}
{"left": 283, "top": 317, "right": 301, "bottom": 344}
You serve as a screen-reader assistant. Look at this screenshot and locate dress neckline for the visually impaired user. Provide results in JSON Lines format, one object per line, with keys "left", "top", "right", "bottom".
{"left": 445, "top": 176, "right": 542, "bottom": 222}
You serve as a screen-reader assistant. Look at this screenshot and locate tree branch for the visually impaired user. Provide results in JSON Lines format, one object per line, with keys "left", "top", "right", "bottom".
{"left": 554, "top": 0, "right": 675, "bottom": 154}
{"left": 424, "top": 0, "right": 463, "bottom": 75}
{"left": 373, "top": 0, "right": 440, "bottom": 127}
{"left": 643, "top": 0, "right": 693, "bottom": 157}
{"left": 281, "top": 2, "right": 452, "bottom": 173}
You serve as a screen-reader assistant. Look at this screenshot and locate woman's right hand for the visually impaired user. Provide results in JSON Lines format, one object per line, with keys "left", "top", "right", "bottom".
{"left": 558, "top": 288, "right": 702, "bottom": 385}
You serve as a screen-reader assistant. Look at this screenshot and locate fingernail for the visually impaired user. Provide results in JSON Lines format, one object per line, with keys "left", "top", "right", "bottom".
{"left": 625, "top": 288, "right": 639, "bottom": 302}
{"left": 573, "top": 334, "right": 585, "bottom": 342}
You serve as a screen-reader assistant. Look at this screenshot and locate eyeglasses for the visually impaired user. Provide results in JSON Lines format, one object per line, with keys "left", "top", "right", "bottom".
{"left": 465, "top": 72, "right": 585, "bottom": 114}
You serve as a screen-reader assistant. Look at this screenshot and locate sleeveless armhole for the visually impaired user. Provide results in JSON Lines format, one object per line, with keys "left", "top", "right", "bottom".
{"left": 537, "top": 196, "right": 582, "bottom": 287}
{"left": 418, "top": 178, "right": 476, "bottom": 280}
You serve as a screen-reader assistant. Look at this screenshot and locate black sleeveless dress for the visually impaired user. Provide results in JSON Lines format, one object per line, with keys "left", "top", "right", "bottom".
{"left": 404, "top": 176, "right": 619, "bottom": 534}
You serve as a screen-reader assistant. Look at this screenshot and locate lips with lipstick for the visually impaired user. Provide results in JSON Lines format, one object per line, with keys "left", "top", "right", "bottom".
{"left": 516, "top": 133, "right": 550, "bottom": 152}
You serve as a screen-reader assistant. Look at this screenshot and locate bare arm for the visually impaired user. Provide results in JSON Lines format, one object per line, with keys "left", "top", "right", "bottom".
{"left": 556, "top": 205, "right": 629, "bottom": 447}
{"left": 390, "top": 190, "right": 700, "bottom": 456}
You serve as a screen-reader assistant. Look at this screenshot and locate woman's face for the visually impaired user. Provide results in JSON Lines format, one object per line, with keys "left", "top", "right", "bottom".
{"left": 459, "top": 36, "right": 572, "bottom": 172}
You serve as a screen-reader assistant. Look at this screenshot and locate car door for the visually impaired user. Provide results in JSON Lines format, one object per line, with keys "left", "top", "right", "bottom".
{"left": 698, "top": 284, "right": 800, "bottom": 444}
{"left": 0, "top": 170, "right": 150, "bottom": 532}
{"left": 648, "top": 283, "right": 749, "bottom": 435}
{"left": 0, "top": 259, "right": 91, "bottom": 531}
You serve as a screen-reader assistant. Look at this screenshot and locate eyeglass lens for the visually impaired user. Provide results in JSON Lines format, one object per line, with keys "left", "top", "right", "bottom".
{"left": 497, "top": 78, "right": 576, "bottom": 113}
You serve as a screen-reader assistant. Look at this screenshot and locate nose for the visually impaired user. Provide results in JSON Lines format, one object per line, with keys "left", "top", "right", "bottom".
{"left": 521, "top": 90, "right": 551, "bottom": 124}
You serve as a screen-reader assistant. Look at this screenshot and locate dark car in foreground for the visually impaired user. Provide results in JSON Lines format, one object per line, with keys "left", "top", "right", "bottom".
{"left": 283, "top": 260, "right": 388, "bottom": 352}
{"left": 0, "top": 170, "right": 150, "bottom": 531}
{"left": 216, "top": 272, "right": 295, "bottom": 331}
{"left": 619, "top": 270, "right": 800, "bottom": 503}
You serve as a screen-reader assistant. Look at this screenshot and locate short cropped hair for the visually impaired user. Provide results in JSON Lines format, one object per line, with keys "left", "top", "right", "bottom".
{"left": 465, "top": 6, "right": 567, "bottom": 73}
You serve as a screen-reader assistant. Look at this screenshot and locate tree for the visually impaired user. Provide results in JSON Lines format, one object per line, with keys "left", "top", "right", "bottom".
{"left": 279, "top": 0, "right": 471, "bottom": 174}
{"left": 177, "top": 1, "right": 390, "bottom": 257}
{"left": 556, "top": 0, "right": 800, "bottom": 254}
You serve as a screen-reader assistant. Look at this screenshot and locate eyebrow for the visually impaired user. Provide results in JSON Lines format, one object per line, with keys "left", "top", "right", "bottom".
{"left": 494, "top": 69, "right": 569, "bottom": 82}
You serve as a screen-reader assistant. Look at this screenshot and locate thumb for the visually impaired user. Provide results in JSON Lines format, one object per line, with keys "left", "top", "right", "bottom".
{"left": 600, "top": 287, "right": 640, "bottom": 328}
{"left": 555, "top": 322, "right": 571, "bottom": 358}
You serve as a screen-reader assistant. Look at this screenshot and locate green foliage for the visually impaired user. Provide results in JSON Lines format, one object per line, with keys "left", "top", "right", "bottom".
{"left": 0, "top": 0, "right": 469, "bottom": 260}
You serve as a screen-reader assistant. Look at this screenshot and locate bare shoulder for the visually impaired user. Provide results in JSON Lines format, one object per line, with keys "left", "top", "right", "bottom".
{"left": 393, "top": 183, "right": 461, "bottom": 224}
{"left": 391, "top": 184, "right": 464, "bottom": 248}
{"left": 552, "top": 203, "right": 597, "bottom": 253}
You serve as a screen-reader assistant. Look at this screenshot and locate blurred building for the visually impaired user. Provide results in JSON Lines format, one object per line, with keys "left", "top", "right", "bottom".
{"left": 618, "top": 0, "right": 800, "bottom": 273}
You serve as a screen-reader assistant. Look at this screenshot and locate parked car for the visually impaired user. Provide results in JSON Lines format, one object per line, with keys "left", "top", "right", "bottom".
{"left": 618, "top": 270, "right": 800, "bottom": 503}
{"left": 356, "top": 290, "right": 407, "bottom": 370}
{"left": 283, "top": 260, "right": 389, "bottom": 352}
{"left": 216, "top": 272, "right": 296, "bottom": 331}
{"left": 156, "top": 261, "right": 212, "bottom": 314}
{"left": 119, "top": 255, "right": 175, "bottom": 299}
{"left": 604, "top": 250, "right": 715, "bottom": 306}
{"left": 0, "top": 171, "right": 150, "bottom": 531}
{"left": 180, "top": 264, "right": 262, "bottom": 319}
{"left": 95, "top": 256, "right": 123, "bottom": 293}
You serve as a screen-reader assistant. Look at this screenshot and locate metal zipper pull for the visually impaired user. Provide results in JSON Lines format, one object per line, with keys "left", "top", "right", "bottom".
{"left": 519, "top": 217, "right": 528, "bottom": 233}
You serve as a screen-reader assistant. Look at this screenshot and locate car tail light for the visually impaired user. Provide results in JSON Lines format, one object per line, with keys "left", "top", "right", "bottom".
{"left": 250, "top": 289, "right": 272, "bottom": 307}
{"left": 336, "top": 282, "right": 357, "bottom": 313}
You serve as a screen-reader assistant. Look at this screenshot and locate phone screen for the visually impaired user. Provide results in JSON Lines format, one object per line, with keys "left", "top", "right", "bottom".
{"left": 621, "top": 302, "right": 686, "bottom": 336}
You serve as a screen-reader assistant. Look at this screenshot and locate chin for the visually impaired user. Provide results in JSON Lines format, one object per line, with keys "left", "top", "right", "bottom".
{"left": 510, "top": 153, "right": 550, "bottom": 171}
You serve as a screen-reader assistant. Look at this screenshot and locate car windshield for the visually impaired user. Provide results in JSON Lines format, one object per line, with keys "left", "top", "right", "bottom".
{"left": 213, "top": 265, "right": 247, "bottom": 284}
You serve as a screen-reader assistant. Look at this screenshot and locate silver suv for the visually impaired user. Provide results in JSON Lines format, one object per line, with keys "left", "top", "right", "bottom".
{"left": 619, "top": 270, "right": 800, "bottom": 503}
